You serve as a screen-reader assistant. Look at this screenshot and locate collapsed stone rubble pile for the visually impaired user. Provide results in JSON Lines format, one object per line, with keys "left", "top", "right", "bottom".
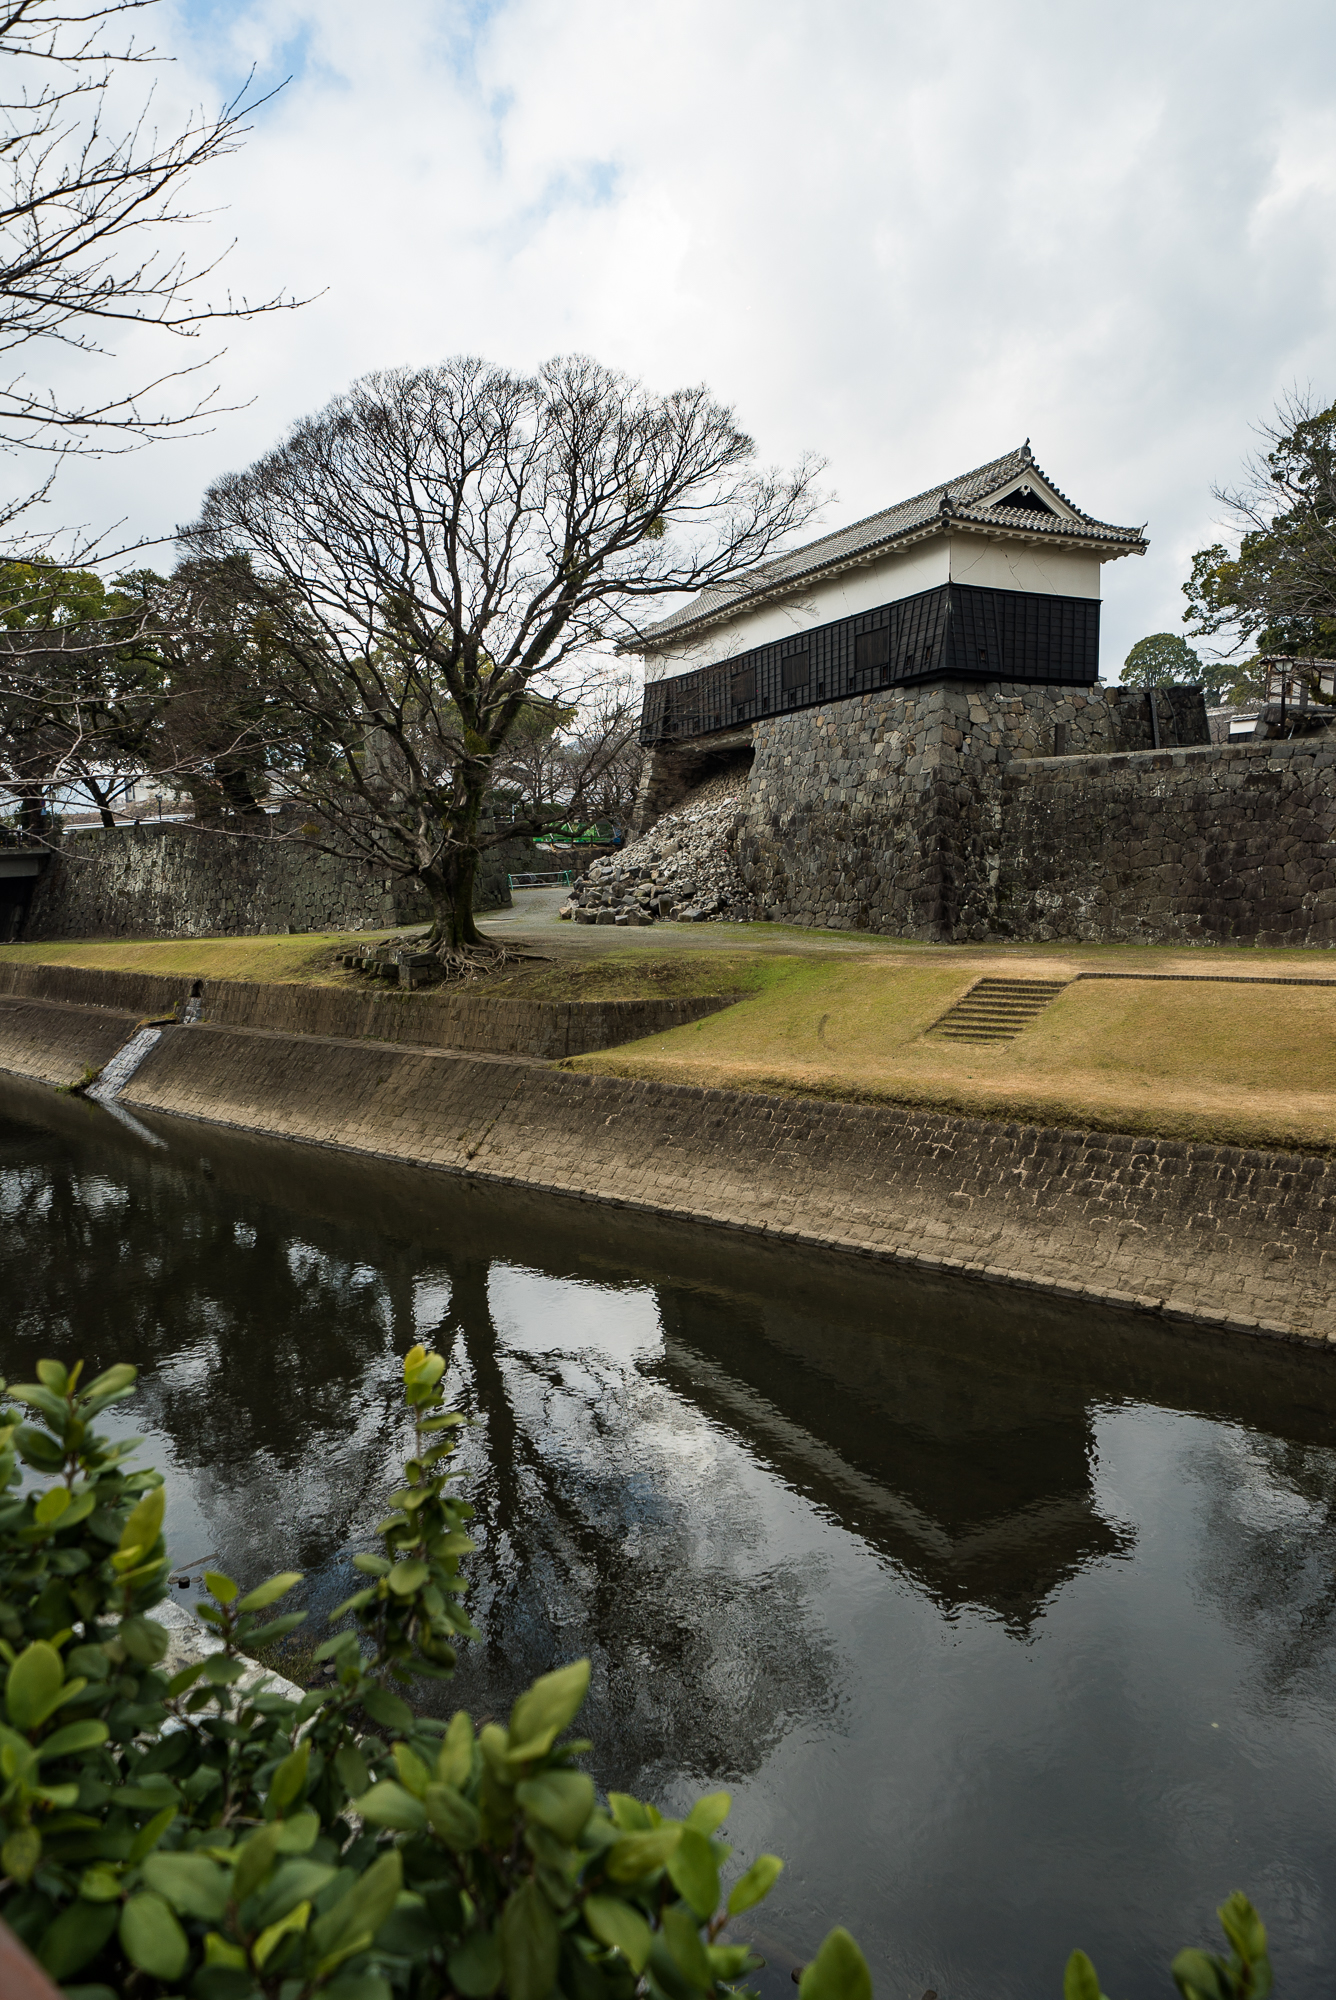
{"left": 561, "top": 770, "right": 755, "bottom": 925}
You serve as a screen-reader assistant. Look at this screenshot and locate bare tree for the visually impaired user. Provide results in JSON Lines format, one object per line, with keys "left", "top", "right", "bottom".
{"left": 188, "top": 354, "right": 821, "bottom": 970}
{"left": 0, "top": 0, "right": 301, "bottom": 545}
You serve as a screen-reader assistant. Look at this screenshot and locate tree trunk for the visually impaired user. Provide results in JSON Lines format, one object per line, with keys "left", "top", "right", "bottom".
{"left": 423, "top": 780, "right": 490, "bottom": 955}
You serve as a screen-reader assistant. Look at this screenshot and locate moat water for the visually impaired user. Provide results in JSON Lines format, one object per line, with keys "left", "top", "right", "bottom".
{"left": 4, "top": 1074, "right": 1336, "bottom": 2000}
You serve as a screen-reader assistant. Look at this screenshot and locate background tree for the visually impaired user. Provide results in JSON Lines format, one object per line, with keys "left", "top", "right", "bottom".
{"left": 1119, "top": 631, "right": 1205, "bottom": 689}
{"left": 189, "top": 354, "right": 820, "bottom": 969}
{"left": 1183, "top": 391, "right": 1336, "bottom": 702}
{"left": 0, "top": 558, "right": 161, "bottom": 830}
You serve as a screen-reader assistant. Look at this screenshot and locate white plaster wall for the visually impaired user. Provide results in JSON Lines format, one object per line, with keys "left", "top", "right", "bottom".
{"left": 948, "top": 537, "right": 1101, "bottom": 598}
{"left": 643, "top": 538, "right": 950, "bottom": 680}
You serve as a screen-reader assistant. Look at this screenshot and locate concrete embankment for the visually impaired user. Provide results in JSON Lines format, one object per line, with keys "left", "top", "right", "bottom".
{"left": 3, "top": 970, "right": 1334, "bottom": 1345}
{"left": 0, "top": 961, "right": 731, "bottom": 1059}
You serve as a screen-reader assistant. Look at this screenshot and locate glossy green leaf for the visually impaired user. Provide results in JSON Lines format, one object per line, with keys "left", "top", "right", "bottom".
{"left": 268, "top": 1740, "right": 310, "bottom": 1815}
{"left": 517, "top": 1769, "right": 595, "bottom": 1844}
{"left": 387, "top": 1559, "right": 430, "bottom": 1595}
{"left": 204, "top": 1570, "right": 238, "bottom": 1603}
{"left": 250, "top": 1858, "right": 340, "bottom": 1931}
{"left": 118, "top": 1614, "right": 168, "bottom": 1665}
{"left": 36, "top": 1717, "right": 109, "bottom": 1761}
{"left": 662, "top": 1901, "right": 714, "bottom": 1991}
{"left": 34, "top": 1485, "right": 71, "bottom": 1525}
{"left": 1, "top": 1827, "right": 40, "bottom": 1883}
{"left": 352, "top": 1780, "right": 428, "bottom": 1832}
{"left": 392, "top": 1740, "right": 432, "bottom": 1800}
{"left": 274, "top": 1807, "right": 321, "bottom": 1853}
{"left": 799, "top": 1926, "right": 873, "bottom": 2000}
{"left": 666, "top": 1824, "right": 720, "bottom": 1921}
{"left": 359, "top": 1683, "right": 415, "bottom": 1732}
{"left": 36, "top": 1895, "right": 119, "bottom": 1980}
{"left": 117, "top": 1485, "right": 164, "bottom": 1556}
{"left": 499, "top": 1877, "right": 560, "bottom": 2000}
{"left": 435, "top": 1709, "right": 474, "bottom": 1788}
{"left": 424, "top": 1780, "right": 482, "bottom": 1850}
{"left": 309, "top": 1849, "right": 402, "bottom": 1967}
{"left": 6, "top": 1639, "right": 64, "bottom": 1729}
{"left": 449, "top": 1929, "right": 503, "bottom": 1997}
{"left": 1172, "top": 1950, "right": 1235, "bottom": 2000}
{"left": 508, "top": 1657, "right": 590, "bottom": 1761}
{"left": 685, "top": 1790, "right": 731, "bottom": 1836}
{"left": 143, "top": 1850, "right": 232, "bottom": 1922}
{"left": 237, "top": 1569, "right": 303, "bottom": 1614}
{"left": 120, "top": 1891, "right": 189, "bottom": 1981}
{"left": 35, "top": 1359, "right": 67, "bottom": 1392}
{"left": 584, "top": 1894, "right": 653, "bottom": 1974}
{"left": 607, "top": 1792, "right": 650, "bottom": 1830}
{"left": 1216, "top": 1888, "right": 1272, "bottom": 1968}
{"left": 127, "top": 1804, "right": 178, "bottom": 1866}
{"left": 84, "top": 1363, "right": 137, "bottom": 1403}
{"left": 255, "top": 1895, "right": 313, "bottom": 1967}
{"left": 334, "top": 1743, "right": 370, "bottom": 1798}
{"left": 1065, "top": 1949, "right": 1106, "bottom": 2000}
{"left": 727, "top": 1852, "right": 784, "bottom": 1916}
{"left": 232, "top": 1820, "right": 284, "bottom": 1905}
{"left": 606, "top": 1825, "right": 682, "bottom": 1880}
{"left": 78, "top": 1865, "right": 123, "bottom": 1903}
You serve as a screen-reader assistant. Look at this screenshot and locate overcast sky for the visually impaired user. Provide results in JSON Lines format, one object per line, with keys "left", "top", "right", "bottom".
{"left": 29, "top": 0, "right": 1336, "bottom": 678}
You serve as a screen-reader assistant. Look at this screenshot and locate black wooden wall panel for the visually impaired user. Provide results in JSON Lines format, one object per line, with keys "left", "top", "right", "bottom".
{"left": 639, "top": 584, "right": 1100, "bottom": 744}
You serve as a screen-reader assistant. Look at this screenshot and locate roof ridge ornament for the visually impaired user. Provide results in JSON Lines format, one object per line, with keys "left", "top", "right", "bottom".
{"left": 939, "top": 491, "right": 957, "bottom": 516}
{"left": 1021, "top": 438, "right": 1032, "bottom": 460}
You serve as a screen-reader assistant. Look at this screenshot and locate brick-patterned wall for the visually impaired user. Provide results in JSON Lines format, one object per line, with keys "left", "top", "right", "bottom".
{"left": 93, "top": 1021, "right": 1336, "bottom": 1342}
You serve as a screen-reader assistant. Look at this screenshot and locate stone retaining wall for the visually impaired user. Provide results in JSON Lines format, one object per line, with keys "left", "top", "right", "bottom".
{"left": 0, "top": 964, "right": 735, "bottom": 1059}
{"left": 733, "top": 684, "right": 1335, "bottom": 945}
{"left": 19, "top": 820, "right": 545, "bottom": 941}
{"left": 83, "top": 1022, "right": 1333, "bottom": 1343}
{"left": 981, "top": 741, "right": 1336, "bottom": 945}
{"left": 0, "top": 996, "right": 135, "bottom": 1086}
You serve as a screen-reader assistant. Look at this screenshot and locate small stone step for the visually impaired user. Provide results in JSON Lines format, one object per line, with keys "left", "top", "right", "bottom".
{"left": 926, "top": 976, "right": 1070, "bottom": 1044}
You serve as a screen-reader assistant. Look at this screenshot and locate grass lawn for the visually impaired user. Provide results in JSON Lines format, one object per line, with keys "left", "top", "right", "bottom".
{"left": 567, "top": 952, "right": 1336, "bottom": 1153}
{"left": 0, "top": 931, "right": 404, "bottom": 984}
{"left": 8, "top": 928, "right": 1336, "bottom": 1148}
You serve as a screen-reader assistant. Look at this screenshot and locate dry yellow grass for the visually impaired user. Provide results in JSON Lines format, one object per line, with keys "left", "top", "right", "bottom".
{"left": 570, "top": 954, "right": 1336, "bottom": 1151}
{"left": 0, "top": 930, "right": 400, "bottom": 983}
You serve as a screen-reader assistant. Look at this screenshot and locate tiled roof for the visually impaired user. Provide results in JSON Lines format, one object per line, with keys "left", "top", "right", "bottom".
{"left": 632, "top": 445, "right": 1147, "bottom": 650}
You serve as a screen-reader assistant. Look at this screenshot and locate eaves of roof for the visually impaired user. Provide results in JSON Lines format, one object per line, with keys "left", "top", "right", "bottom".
{"left": 624, "top": 445, "right": 1148, "bottom": 654}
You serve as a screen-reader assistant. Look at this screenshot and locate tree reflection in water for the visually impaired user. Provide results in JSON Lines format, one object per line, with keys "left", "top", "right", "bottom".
{"left": 8, "top": 1081, "right": 1336, "bottom": 1999}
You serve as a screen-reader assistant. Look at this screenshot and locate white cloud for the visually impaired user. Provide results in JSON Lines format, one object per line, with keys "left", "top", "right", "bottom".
{"left": 20, "top": 0, "right": 1336, "bottom": 672}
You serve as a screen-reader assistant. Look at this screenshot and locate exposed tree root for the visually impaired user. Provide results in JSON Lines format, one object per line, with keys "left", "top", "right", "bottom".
{"left": 427, "top": 939, "right": 553, "bottom": 983}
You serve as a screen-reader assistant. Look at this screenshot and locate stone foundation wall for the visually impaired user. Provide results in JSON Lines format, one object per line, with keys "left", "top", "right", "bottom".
{"left": 734, "top": 681, "right": 1135, "bottom": 934}
{"left": 20, "top": 820, "right": 542, "bottom": 941}
{"left": 976, "top": 742, "right": 1336, "bottom": 946}
{"left": 728, "top": 681, "right": 1334, "bottom": 945}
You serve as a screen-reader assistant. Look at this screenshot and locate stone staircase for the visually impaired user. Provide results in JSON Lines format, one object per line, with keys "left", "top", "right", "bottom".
{"left": 927, "top": 977, "right": 1069, "bottom": 1044}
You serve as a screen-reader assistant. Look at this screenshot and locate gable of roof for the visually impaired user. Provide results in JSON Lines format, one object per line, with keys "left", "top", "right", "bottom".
{"left": 631, "top": 444, "right": 1148, "bottom": 652}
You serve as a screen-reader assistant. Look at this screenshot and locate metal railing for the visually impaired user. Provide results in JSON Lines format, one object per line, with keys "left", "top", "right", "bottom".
{"left": 507, "top": 870, "right": 574, "bottom": 889}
